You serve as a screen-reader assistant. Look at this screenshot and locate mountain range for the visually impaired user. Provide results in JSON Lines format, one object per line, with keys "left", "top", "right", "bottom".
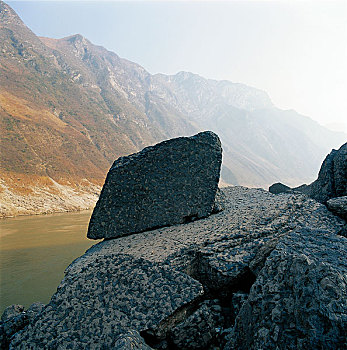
{"left": 0, "top": 1, "right": 345, "bottom": 217}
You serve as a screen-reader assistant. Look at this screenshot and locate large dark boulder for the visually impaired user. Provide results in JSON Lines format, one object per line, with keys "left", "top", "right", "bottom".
{"left": 269, "top": 142, "right": 347, "bottom": 203}
{"left": 88, "top": 131, "right": 222, "bottom": 239}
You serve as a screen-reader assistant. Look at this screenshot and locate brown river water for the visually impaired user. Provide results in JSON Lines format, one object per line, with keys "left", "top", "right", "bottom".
{"left": 0, "top": 210, "right": 100, "bottom": 315}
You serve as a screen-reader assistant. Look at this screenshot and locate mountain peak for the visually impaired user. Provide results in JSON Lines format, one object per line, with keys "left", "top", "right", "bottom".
{"left": 175, "top": 71, "right": 196, "bottom": 79}
{"left": 64, "top": 34, "right": 88, "bottom": 44}
{"left": 57, "top": 34, "right": 94, "bottom": 59}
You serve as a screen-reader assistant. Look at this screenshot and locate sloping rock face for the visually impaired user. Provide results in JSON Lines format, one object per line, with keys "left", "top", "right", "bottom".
{"left": 228, "top": 228, "right": 347, "bottom": 350}
{"left": 113, "top": 330, "right": 153, "bottom": 349}
{"left": 269, "top": 143, "right": 347, "bottom": 203}
{"left": 10, "top": 187, "right": 345, "bottom": 349}
{"left": 88, "top": 131, "right": 222, "bottom": 239}
{"left": 10, "top": 255, "right": 202, "bottom": 349}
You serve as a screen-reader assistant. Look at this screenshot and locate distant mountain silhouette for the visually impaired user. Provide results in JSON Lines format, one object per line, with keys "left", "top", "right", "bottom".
{"left": 0, "top": 1, "right": 345, "bottom": 216}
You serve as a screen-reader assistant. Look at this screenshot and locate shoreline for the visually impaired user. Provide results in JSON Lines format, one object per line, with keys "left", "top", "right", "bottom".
{"left": 0, "top": 206, "right": 95, "bottom": 220}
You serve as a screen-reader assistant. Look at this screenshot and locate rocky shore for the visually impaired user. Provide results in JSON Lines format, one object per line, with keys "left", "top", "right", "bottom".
{"left": 1, "top": 132, "right": 346, "bottom": 349}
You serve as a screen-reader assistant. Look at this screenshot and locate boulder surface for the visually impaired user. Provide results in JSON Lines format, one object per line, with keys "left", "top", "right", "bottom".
{"left": 88, "top": 131, "right": 222, "bottom": 239}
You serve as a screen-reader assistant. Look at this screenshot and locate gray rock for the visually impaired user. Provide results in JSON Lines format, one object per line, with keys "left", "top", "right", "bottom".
{"left": 10, "top": 254, "right": 203, "bottom": 349}
{"left": 212, "top": 187, "right": 225, "bottom": 213}
{"left": 25, "top": 302, "right": 45, "bottom": 322}
{"left": 327, "top": 196, "right": 347, "bottom": 220}
{"left": 333, "top": 143, "right": 347, "bottom": 197}
{"left": 270, "top": 143, "right": 347, "bottom": 204}
{"left": 0, "top": 303, "right": 45, "bottom": 349}
{"left": 0, "top": 305, "right": 27, "bottom": 350}
{"left": 299, "top": 142, "right": 347, "bottom": 203}
{"left": 268, "top": 182, "right": 291, "bottom": 195}
{"left": 63, "top": 187, "right": 343, "bottom": 349}
{"left": 76, "top": 187, "right": 343, "bottom": 294}
{"left": 337, "top": 224, "right": 347, "bottom": 238}
{"left": 1, "top": 315, "right": 28, "bottom": 350}
{"left": 87, "top": 131, "right": 222, "bottom": 239}
{"left": 1, "top": 305, "right": 24, "bottom": 322}
{"left": 169, "top": 299, "right": 224, "bottom": 349}
{"left": 114, "top": 330, "right": 153, "bottom": 349}
{"left": 227, "top": 228, "right": 347, "bottom": 350}
{"left": 231, "top": 292, "right": 248, "bottom": 320}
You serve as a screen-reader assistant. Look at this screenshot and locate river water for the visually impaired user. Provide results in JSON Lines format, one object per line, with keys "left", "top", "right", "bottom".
{"left": 0, "top": 210, "right": 100, "bottom": 315}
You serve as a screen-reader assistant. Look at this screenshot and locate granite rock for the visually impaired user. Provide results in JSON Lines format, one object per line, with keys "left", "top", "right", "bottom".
{"left": 88, "top": 131, "right": 222, "bottom": 239}
{"left": 75, "top": 187, "right": 343, "bottom": 298}
{"left": 327, "top": 196, "right": 347, "bottom": 220}
{"left": 0, "top": 302, "right": 46, "bottom": 349}
{"left": 231, "top": 292, "right": 248, "bottom": 320}
{"left": 227, "top": 228, "right": 347, "bottom": 350}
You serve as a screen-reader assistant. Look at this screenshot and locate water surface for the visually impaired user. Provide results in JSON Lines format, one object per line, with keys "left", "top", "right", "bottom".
{"left": 0, "top": 210, "right": 99, "bottom": 314}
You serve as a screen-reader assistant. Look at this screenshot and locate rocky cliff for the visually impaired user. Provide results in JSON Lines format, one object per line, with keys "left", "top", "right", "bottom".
{"left": 1, "top": 133, "right": 346, "bottom": 349}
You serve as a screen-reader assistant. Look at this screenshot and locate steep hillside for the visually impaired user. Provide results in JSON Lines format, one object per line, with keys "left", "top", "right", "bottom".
{"left": 0, "top": 1, "right": 345, "bottom": 216}
{"left": 0, "top": 1, "right": 196, "bottom": 216}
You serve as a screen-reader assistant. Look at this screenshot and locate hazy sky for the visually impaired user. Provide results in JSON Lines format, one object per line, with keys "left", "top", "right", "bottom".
{"left": 7, "top": 0, "right": 347, "bottom": 132}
